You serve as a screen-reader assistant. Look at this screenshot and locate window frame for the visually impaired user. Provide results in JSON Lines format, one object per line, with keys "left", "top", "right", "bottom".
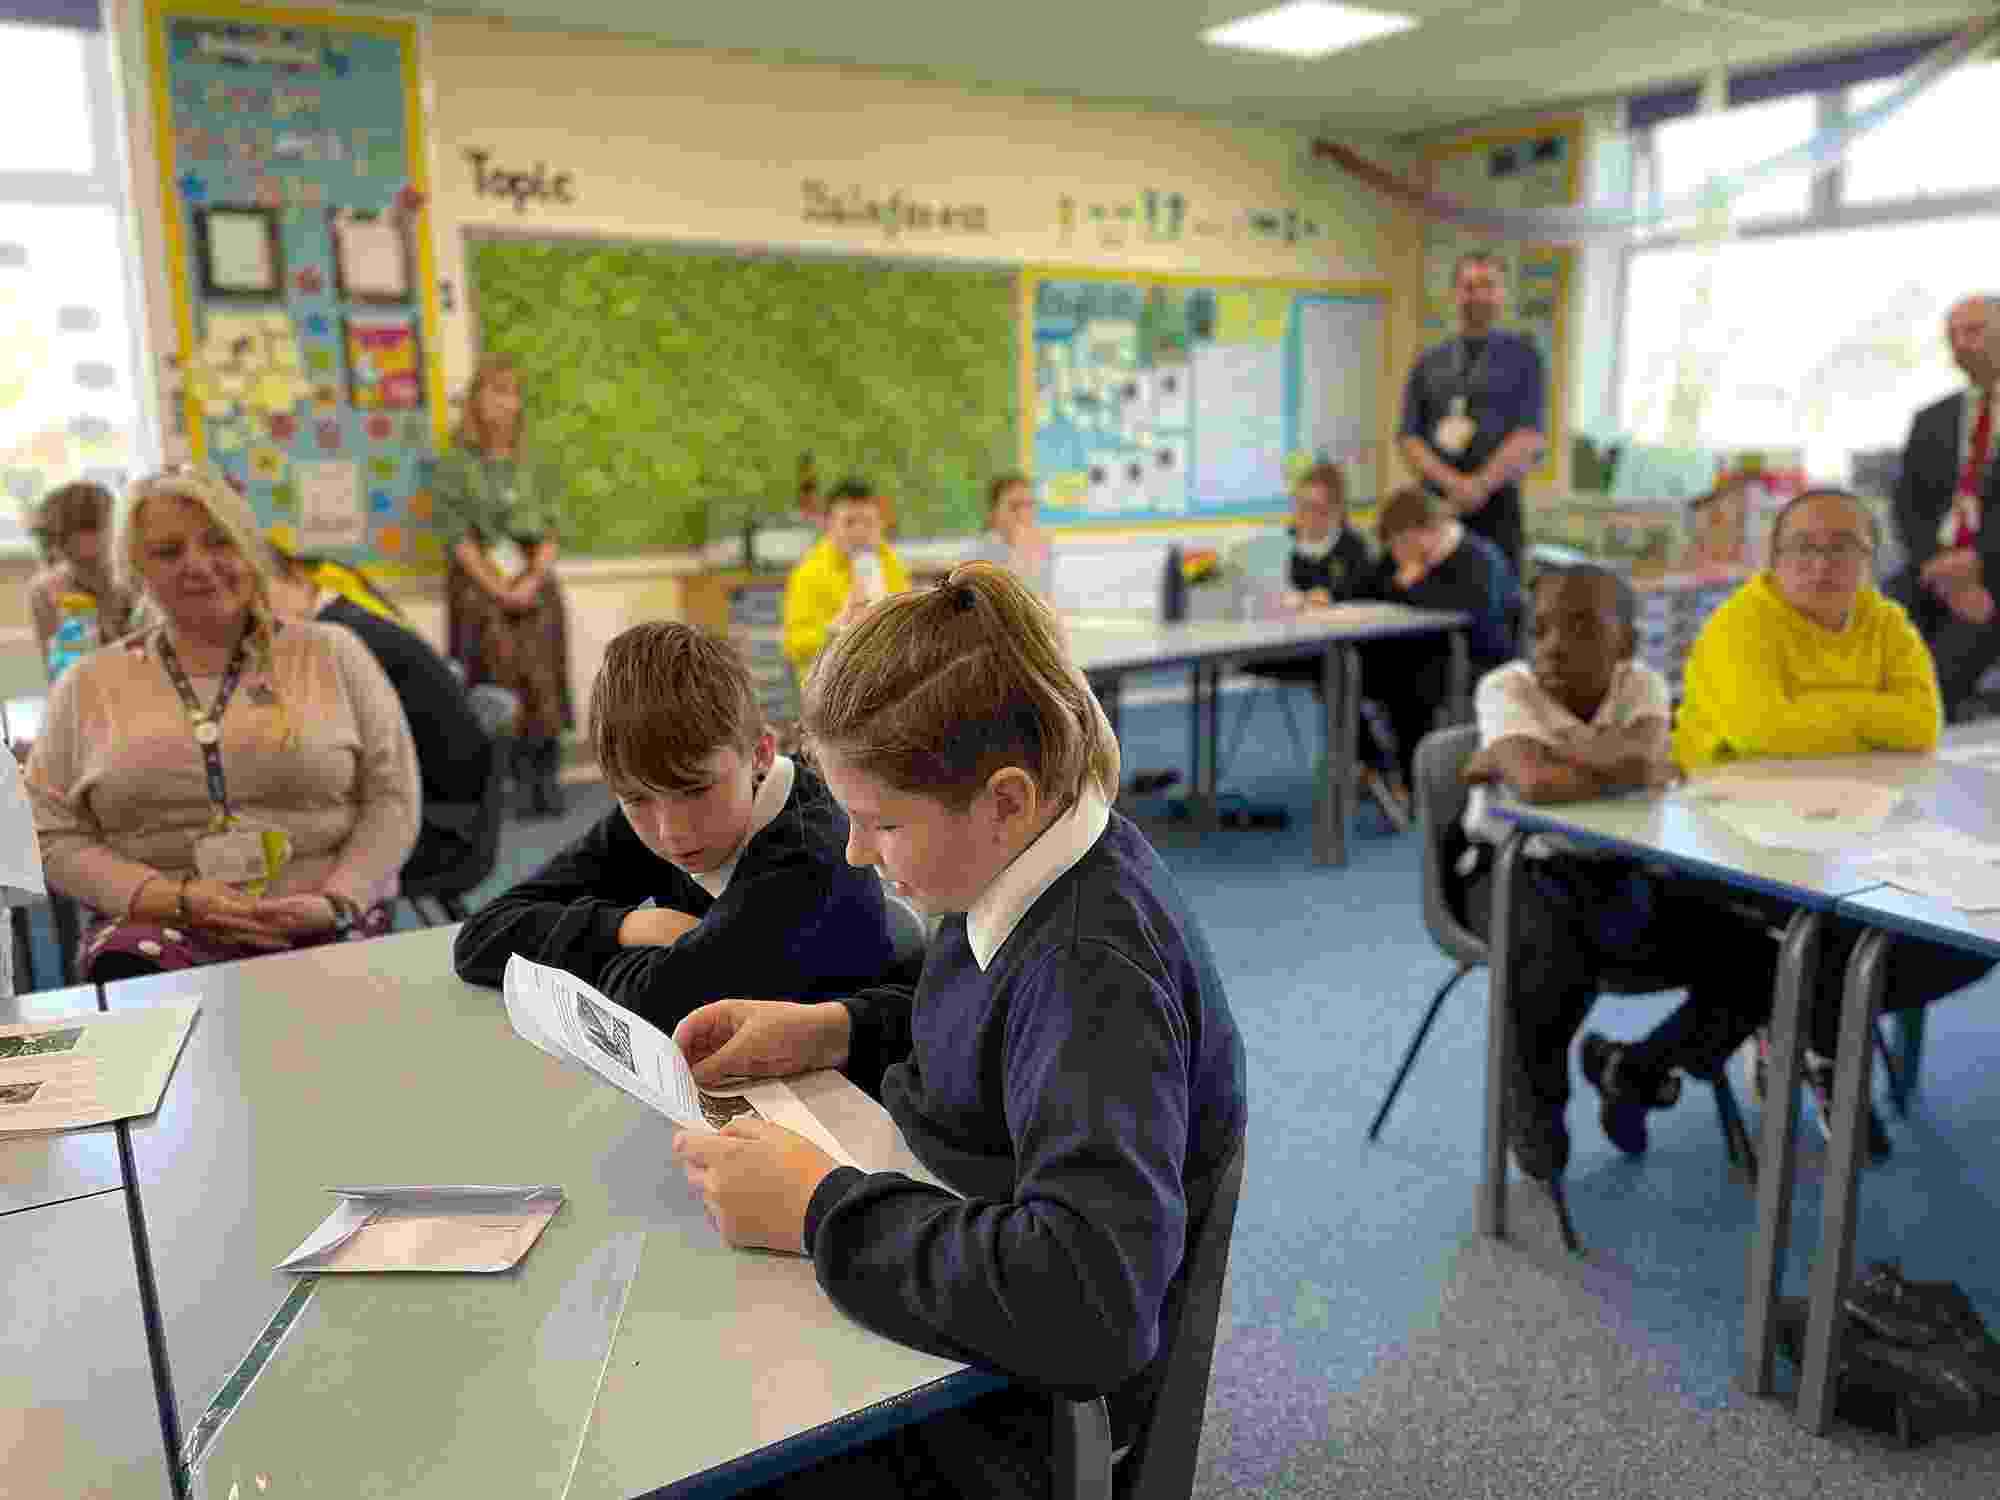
{"left": 1613, "top": 70, "right": 2000, "bottom": 458}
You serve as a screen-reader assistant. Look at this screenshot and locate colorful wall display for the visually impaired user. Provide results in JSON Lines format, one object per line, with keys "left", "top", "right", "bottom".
{"left": 1024, "top": 271, "right": 1389, "bottom": 526}
{"left": 1419, "top": 119, "right": 1582, "bottom": 488}
{"left": 147, "top": 0, "right": 445, "bottom": 568}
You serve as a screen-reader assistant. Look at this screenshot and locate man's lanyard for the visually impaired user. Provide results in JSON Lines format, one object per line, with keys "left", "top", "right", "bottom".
{"left": 155, "top": 623, "right": 255, "bottom": 830}
{"left": 1453, "top": 337, "right": 1492, "bottom": 400}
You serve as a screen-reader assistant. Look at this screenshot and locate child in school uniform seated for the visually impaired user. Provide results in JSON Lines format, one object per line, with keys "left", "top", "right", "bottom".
{"left": 781, "top": 477, "right": 912, "bottom": 677}
{"left": 969, "top": 471, "right": 1056, "bottom": 599}
{"left": 1362, "top": 486, "right": 1522, "bottom": 803}
{"left": 452, "top": 622, "right": 899, "bottom": 1033}
{"left": 1458, "top": 563, "right": 1778, "bottom": 1179}
{"left": 1281, "top": 459, "right": 1371, "bottom": 606}
{"left": 672, "top": 562, "right": 1248, "bottom": 1500}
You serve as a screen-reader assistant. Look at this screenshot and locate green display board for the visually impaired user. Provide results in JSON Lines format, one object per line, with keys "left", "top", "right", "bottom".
{"left": 467, "top": 237, "right": 1018, "bottom": 552}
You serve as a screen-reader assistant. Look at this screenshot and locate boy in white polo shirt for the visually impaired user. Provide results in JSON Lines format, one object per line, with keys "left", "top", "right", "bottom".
{"left": 1459, "top": 563, "right": 1776, "bottom": 1181}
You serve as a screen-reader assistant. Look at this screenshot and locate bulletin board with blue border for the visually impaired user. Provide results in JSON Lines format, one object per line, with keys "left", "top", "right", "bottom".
{"left": 1022, "top": 269, "right": 1391, "bottom": 530}
{"left": 147, "top": 0, "right": 447, "bottom": 570}
{"left": 1418, "top": 117, "right": 1581, "bottom": 488}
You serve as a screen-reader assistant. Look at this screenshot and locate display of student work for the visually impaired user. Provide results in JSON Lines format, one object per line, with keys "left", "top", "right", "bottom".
{"left": 148, "top": 2, "right": 444, "bottom": 566}
{"left": 1026, "top": 272, "right": 1387, "bottom": 525}
{"left": 468, "top": 236, "right": 1017, "bottom": 551}
{"left": 1420, "top": 119, "right": 1580, "bottom": 486}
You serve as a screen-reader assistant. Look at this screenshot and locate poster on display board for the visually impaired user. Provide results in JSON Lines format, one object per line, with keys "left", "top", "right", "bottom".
{"left": 1419, "top": 119, "right": 1581, "bottom": 487}
{"left": 147, "top": 1, "right": 446, "bottom": 571}
{"left": 1023, "top": 270, "right": 1390, "bottom": 528}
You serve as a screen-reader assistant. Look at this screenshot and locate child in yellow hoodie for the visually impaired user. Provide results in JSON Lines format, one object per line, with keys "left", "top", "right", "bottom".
{"left": 1673, "top": 489, "right": 1985, "bottom": 1162}
{"left": 782, "top": 478, "right": 912, "bottom": 677}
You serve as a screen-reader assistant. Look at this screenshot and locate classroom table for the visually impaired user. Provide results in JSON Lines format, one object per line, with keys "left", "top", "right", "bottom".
{"left": 1064, "top": 604, "right": 1468, "bottom": 866}
{"left": 1, "top": 1189, "right": 177, "bottom": 1499}
{"left": 1482, "top": 738, "right": 2000, "bottom": 1424}
{"left": 1, "top": 983, "right": 123, "bottom": 1216}
{"left": 103, "top": 927, "right": 995, "bottom": 1498}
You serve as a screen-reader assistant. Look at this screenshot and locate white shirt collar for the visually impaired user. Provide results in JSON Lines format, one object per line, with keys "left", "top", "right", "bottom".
{"left": 688, "top": 754, "right": 796, "bottom": 899}
{"left": 963, "top": 782, "right": 1112, "bottom": 971}
{"left": 1292, "top": 526, "right": 1342, "bottom": 562}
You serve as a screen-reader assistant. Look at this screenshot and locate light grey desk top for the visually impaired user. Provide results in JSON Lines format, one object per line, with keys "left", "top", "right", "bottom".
{"left": 107, "top": 927, "right": 982, "bottom": 1500}
{"left": 1836, "top": 883, "right": 2000, "bottom": 962}
{"left": 1063, "top": 604, "right": 1467, "bottom": 677}
{"left": 1, "top": 983, "right": 124, "bottom": 1216}
{"left": 1497, "top": 746, "right": 2000, "bottom": 910}
{"left": 567, "top": 1068, "right": 980, "bottom": 1500}
{"left": 1, "top": 1188, "right": 174, "bottom": 1499}
{"left": 108, "top": 926, "right": 675, "bottom": 1496}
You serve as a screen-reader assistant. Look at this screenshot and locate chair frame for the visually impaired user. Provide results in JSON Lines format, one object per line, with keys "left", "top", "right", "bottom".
{"left": 1053, "top": 1135, "right": 1247, "bottom": 1500}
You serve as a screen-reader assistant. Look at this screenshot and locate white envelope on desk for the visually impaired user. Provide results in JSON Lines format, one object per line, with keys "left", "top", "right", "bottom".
{"left": 278, "top": 1185, "right": 565, "bottom": 1273}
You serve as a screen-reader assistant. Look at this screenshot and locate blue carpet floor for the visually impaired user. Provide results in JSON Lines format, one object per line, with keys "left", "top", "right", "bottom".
{"left": 25, "top": 681, "right": 1998, "bottom": 1493}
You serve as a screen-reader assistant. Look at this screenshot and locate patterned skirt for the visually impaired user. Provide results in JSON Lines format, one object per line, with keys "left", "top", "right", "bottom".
{"left": 445, "top": 561, "right": 575, "bottom": 740}
{"left": 79, "top": 904, "right": 396, "bottom": 981}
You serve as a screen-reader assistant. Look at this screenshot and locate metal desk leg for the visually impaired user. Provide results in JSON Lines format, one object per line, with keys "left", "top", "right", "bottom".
{"left": 1798, "top": 926, "right": 1892, "bottom": 1434}
{"left": 1477, "top": 829, "right": 1528, "bottom": 1239}
{"left": 1204, "top": 664, "right": 1222, "bottom": 809}
{"left": 1316, "top": 643, "right": 1354, "bottom": 866}
{"left": 1743, "top": 908, "right": 1821, "bottom": 1396}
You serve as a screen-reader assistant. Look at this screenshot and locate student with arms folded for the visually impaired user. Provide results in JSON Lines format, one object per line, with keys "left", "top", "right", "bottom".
{"left": 1673, "top": 488, "right": 1993, "bottom": 1159}
{"left": 452, "top": 622, "right": 897, "bottom": 1033}
{"left": 672, "top": 563, "right": 1247, "bottom": 1500}
{"left": 1461, "top": 564, "right": 1777, "bottom": 1179}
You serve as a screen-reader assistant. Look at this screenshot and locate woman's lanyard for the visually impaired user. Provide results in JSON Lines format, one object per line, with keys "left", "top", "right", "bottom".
{"left": 155, "top": 624, "right": 254, "bottom": 832}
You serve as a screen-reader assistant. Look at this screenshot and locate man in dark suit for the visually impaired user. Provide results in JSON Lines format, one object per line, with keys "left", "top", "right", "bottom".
{"left": 1888, "top": 295, "right": 2000, "bottom": 720}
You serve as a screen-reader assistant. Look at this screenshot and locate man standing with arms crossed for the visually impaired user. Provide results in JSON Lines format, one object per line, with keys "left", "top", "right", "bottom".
{"left": 1398, "top": 251, "right": 1546, "bottom": 576}
{"left": 1888, "top": 294, "right": 2000, "bottom": 722}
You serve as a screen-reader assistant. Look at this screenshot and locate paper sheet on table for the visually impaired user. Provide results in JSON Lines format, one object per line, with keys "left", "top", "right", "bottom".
{"left": 1937, "top": 741, "right": 2000, "bottom": 772}
{"left": 0, "top": 1003, "right": 198, "bottom": 1135}
{"left": 1683, "top": 772, "right": 1903, "bottom": 852}
{"left": 1857, "top": 824, "right": 2000, "bottom": 912}
{"left": 277, "top": 1185, "right": 563, "bottom": 1273}
{"left": 498, "top": 955, "right": 858, "bottom": 1164}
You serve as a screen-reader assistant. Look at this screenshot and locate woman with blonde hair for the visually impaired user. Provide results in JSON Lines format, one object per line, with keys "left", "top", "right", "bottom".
{"left": 27, "top": 466, "right": 419, "bottom": 980}
{"left": 669, "top": 563, "right": 1246, "bottom": 1496}
{"left": 429, "top": 355, "right": 575, "bottom": 816}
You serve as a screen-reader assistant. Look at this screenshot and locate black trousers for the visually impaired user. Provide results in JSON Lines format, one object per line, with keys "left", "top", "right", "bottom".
{"left": 1362, "top": 636, "right": 1459, "bottom": 785}
{"left": 1463, "top": 853, "right": 1779, "bottom": 1107}
{"left": 1885, "top": 566, "right": 2000, "bottom": 721}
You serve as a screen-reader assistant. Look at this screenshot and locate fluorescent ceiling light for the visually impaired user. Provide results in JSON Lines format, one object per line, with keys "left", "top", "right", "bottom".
{"left": 1202, "top": 2, "right": 1418, "bottom": 60}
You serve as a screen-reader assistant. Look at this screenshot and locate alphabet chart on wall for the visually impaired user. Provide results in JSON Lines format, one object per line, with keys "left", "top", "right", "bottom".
{"left": 147, "top": 0, "right": 446, "bottom": 569}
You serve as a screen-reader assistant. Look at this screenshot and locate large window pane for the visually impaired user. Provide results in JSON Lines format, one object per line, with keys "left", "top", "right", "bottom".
{"left": 0, "top": 203, "right": 142, "bottom": 545}
{"left": 0, "top": 23, "right": 94, "bottom": 174}
{"left": 1619, "top": 215, "right": 1997, "bottom": 480}
{"left": 1649, "top": 97, "right": 1815, "bottom": 227}
{"left": 1846, "top": 62, "right": 2000, "bottom": 204}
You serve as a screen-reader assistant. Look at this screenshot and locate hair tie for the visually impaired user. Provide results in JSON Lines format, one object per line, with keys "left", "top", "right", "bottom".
{"left": 953, "top": 585, "right": 977, "bottom": 612}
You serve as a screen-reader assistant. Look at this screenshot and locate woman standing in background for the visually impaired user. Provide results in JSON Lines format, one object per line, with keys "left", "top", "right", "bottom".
{"left": 430, "top": 355, "right": 575, "bottom": 817}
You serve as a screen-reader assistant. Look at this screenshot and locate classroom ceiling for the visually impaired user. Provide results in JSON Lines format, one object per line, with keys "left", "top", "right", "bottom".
{"left": 383, "top": 0, "right": 1983, "bottom": 135}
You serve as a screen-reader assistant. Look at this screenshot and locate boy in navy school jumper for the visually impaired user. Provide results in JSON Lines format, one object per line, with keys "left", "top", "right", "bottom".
{"left": 451, "top": 622, "right": 897, "bottom": 1034}
{"left": 1361, "top": 485, "right": 1521, "bottom": 794}
{"left": 672, "top": 563, "right": 1248, "bottom": 1499}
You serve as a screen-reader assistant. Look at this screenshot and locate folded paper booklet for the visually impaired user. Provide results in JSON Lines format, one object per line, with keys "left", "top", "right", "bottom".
{"left": 499, "top": 954, "right": 858, "bottom": 1166}
{"left": 278, "top": 1185, "right": 564, "bottom": 1274}
{"left": 1683, "top": 771, "right": 1904, "bottom": 853}
{"left": 0, "top": 1003, "right": 198, "bottom": 1136}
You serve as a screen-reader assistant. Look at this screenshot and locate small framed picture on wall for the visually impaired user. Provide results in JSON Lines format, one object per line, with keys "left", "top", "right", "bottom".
{"left": 194, "top": 205, "right": 284, "bottom": 300}
{"left": 329, "top": 208, "right": 413, "bottom": 304}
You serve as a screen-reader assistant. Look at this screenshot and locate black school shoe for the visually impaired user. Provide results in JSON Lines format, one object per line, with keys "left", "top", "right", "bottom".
{"left": 1581, "top": 1033, "right": 1682, "bottom": 1157}
{"left": 1804, "top": 1051, "right": 1893, "bottom": 1163}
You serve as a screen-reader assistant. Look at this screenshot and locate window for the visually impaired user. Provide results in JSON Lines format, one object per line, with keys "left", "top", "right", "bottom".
{"left": 0, "top": 16, "right": 150, "bottom": 551}
{"left": 0, "top": 24, "right": 94, "bottom": 174}
{"left": 1612, "top": 45, "right": 2000, "bottom": 487}
{"left": 1644, "top": 96, "right": 1814, "bottom": 229}
{"left": 1845, "top": 60, "right": 2000, "bottom": 205}
{"left": 1620, "top": 215, "right": 1996, "bottom": 477}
